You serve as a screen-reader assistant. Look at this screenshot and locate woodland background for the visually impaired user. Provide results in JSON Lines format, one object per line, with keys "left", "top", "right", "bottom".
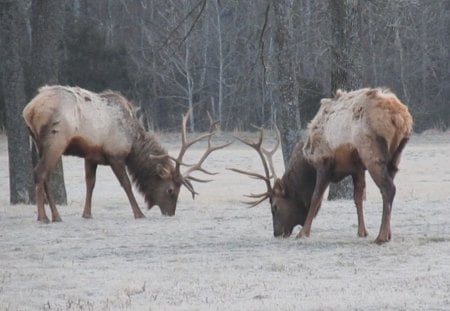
{"left": 1, "top": 0, "right": 449, "bottom": 203}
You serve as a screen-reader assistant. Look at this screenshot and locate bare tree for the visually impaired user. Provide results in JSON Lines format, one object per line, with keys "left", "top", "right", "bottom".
{"left": 0, "top": 0, "right": 35, "bottom": 204}
{"left": 28, "top": 0, "right": 450, "bottom": 133}
{"left": 272, "top": 0, "right": 302, "bottom": 165}
{"left": 327, "top": 0, "right": 362, "bottom": 200}
{"left": 29, "top": 0, "right": 67, "bottom": 204}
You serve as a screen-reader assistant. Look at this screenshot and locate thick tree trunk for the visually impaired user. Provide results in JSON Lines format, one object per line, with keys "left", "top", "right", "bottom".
{"left": 272, "top": 0, "right": 302, "bottom": 166}
{"left": 215, "top": 0, "right": 224, "bottom": 128}
{"left": 29, "top": 0, "right": 67, "bottom": 204}
{"left": 0, "top": 0, "right": 35, "bottom": 204}
{"left": 328, "top": 0, "right": 362, "bottom": 200}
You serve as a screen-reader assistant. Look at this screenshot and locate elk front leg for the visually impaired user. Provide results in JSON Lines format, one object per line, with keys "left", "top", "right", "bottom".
{"left": 352, "top": 171, "right": 368, "bottom": 237}
{"left": 82, "top": 160, "right": 97, "bottom": 219}
{"left": 297, "top": 169, "right": 329, "bottom": 239}
{"left": 109, "top": 158, "right": 145, "bottom": 219}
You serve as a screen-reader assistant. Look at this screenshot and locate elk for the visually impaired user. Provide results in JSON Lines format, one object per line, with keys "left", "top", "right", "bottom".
{"left": 232, "top": 88, "right": 413, "bottom": 244}
{"left": 23, "top": 85, "right": 229, "bottom": 223}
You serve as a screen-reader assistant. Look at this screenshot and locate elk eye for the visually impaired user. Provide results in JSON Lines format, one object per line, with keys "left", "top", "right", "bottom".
{"left": 167, "top": 188, "right": 174, "bottom": 195}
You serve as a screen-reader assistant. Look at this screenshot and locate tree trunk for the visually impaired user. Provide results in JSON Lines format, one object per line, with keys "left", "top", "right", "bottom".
{"left": 29, "top": 0, "right": 67, "bottom": 204}
{"left": 272, "top": 0, "right": 302, "bottom": 166}
{"left": 328, "top": 0, "right": 362, "bottom": 200}
{"left": 0, "top": 0, "right": 35, "bottom": 204}
{"left": 215, "top": 0, "right": 224, "bottom": 128}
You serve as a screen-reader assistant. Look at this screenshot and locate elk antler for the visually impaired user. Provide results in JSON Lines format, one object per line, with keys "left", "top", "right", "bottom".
{"left": 229, "top": 124, "right": 281, "bottom": 207}
{"left": 183, "top": 112, "right": 231, "bottom": 180}
{"left": 176, "top": 109, "right": 231, "bottom": 198}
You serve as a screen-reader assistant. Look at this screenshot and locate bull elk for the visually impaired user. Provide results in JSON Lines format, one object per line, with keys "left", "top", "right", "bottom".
{"left": 23, "top": 85, "right": 229, "bottom": 223}
{"left": 232, "top": 88, "right": 413, "bottom": 244}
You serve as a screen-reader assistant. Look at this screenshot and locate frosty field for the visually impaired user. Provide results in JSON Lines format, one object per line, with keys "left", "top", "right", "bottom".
{"left": 0, "top": 131, "right": 449, "bottom": 310}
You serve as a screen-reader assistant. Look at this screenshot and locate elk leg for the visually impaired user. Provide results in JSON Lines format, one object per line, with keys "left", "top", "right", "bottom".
{"left": 33, "top": 146, "right": 64, "bottom": 223}
{"left": 352, "top": 171, "right": 368, "bottom": 237}
{"left": 367, "top": 163, "right": 395, "bottom": 244}
{"left": 34, "top": 165, "right": 50, "bottom": 223}
{"left": 82, "top": 160, "right": 97, "bottom": 219}
{"left": 44, "top": 182, "right": 62, "bottom": 222}
{"left": 297, "top": 168, "right": 329, "bottom": 239}
{"left": 109, "top": 158, "right": 145, "bottom": 219}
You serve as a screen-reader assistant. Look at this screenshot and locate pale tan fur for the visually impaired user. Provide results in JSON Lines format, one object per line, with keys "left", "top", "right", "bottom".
{"left": 23, "top": 85, "right": 226, "bottom": 223}
{"left": 22, "top": 85, "right": 166, "bottom": 222}
{"left": 23, "top": 85, "right": 137, "bottom": 159}
{"left": 303, "top": 88, "right": 413, "bottom": 165}
{"left": 299, "top": 88, "right": 413, "bottom": 244}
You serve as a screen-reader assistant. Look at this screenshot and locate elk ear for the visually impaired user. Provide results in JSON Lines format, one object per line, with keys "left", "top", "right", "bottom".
{"left": 156, "top": 164, "right": 171, "bottom": 179}
{"left": 273, "top": 179, "right": 286, "bottom": 197}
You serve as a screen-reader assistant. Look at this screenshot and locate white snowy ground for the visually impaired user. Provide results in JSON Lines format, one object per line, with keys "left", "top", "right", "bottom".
{"left": 0, "top": 130, "right": 449, "bottom": 311}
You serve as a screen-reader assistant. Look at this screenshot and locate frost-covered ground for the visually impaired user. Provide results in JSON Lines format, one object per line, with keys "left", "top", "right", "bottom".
{"left": 0, "top": 130, "right": 449, "bottom": 310}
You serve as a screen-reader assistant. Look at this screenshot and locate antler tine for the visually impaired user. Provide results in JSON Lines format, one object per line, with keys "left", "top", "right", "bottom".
{"left": 260, "top": 123, "right": 281, "bottom": 180}
{"left": 241, "top": 194, "right": 271, "bottom": 208}
{"left": 174, "top": 109, "right": 231, "bottom": 197}
{"left": 183, "top": 112, "right": 232, "bottom": 179}
{"left": 174, "top": 109, "right": 214, "bottom": 170}
{"left": 229, "top": 126, "right": 277, "bottom": 206}
{"left": 227, "top": 168, "right": 269, "bottom": 182}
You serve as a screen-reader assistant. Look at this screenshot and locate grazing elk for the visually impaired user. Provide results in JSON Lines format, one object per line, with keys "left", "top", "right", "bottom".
{"left": 23, "top": 85, "right": 229, "bottom": 223}
{"left": 232, "top": 88, "right": 413, "bottom": 244}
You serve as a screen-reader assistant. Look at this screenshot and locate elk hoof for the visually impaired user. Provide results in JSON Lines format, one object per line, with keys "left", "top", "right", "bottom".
{"left": 37, "top": 216, "right": 50, "bottom": 224}
{"left": 134, "top": 213, "right": 146, "bottom": 219}
{"left": 296, "top": 229, "right": 309, "bottom": 239}
{"left": 52, "top": 216, "right": 62, "bottom": 222}
{"left": 374, "top": 236, "right": 390, "bottom": 245}
{"left": 82, "top": 213, "right": 92, "bottom": 219}
{"left": 358, "top": 229, "right": 368, "bottom": 238}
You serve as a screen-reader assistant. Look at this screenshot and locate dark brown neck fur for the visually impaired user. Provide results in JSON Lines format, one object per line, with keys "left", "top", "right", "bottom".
{"left": 126, "top": 129, "right": 174, "bottom": 207}
{"left": 282, "top": 141, "right": 317, "bottom": 225}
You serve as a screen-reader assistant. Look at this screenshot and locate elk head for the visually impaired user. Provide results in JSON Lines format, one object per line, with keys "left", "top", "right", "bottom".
{"left": 230, "top": 125, "right": 307, "bottom": 238}
{"left": 152, "top": 110, "right": 231, "bottom": 216}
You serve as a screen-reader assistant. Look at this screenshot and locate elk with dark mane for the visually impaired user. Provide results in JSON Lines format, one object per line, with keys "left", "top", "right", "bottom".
{"left": 23, "top": 85, "right": 229, "bottom": 223}
{"left": 232, "top": 88, "right": 412, "bottom": 244}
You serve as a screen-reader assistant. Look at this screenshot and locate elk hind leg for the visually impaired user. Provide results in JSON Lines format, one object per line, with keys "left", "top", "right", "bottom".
{"left": 352, "top": 171, "right": 368, "bottom": 237}
{"left": 34, "top": 162, "right": 50, "bottom": 223}
{"left": 34, "top": 145, "right": 65, "bottom": 223}
{"left": 44, "top": 180, "right": 62, "bottom": 222}
{"left": 109, "top": 157, "right": 145, "bottom": 219}
{"left": 367, "top": 162, "right": 395, "bottom": 244}
{"left": 82, "top": 160, "right": 97, "bottom": 219}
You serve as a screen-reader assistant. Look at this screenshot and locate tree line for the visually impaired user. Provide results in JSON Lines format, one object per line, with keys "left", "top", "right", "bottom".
{"left": 1, "top": 0, "right": 449, "bottom": 204}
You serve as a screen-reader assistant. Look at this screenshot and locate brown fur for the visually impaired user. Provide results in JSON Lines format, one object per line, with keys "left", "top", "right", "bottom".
{"left": 234, "top": 88, "right": 412, "bottom": 244}
{"left": 297, "top": 88, "right": 413, "bottom": 244}
{"left": 126, "top": 131, "right": 179, "bottom": 209}
{"left": 23, "top": 85, "right": 181, "bottom": 222}
{"left": 248, "top": 88, "right": 412, "bottom": 243}
{"left": 269, "top": 141, "right": 317, "bottom": 237}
